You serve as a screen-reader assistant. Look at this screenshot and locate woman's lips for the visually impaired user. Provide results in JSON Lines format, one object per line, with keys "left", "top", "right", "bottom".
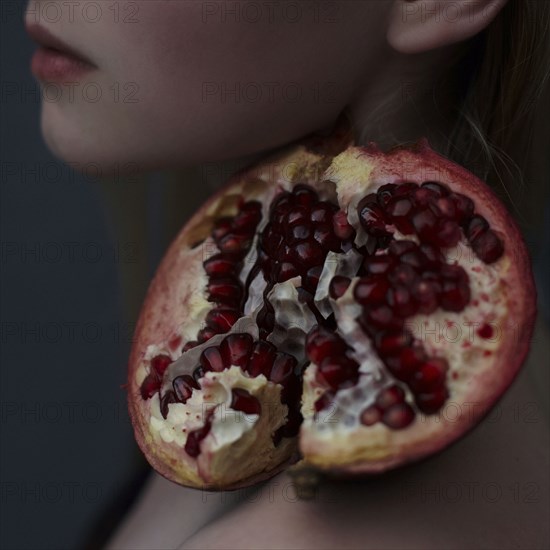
{"left": 26, "top": 24, "right": 97, "bottom": 81}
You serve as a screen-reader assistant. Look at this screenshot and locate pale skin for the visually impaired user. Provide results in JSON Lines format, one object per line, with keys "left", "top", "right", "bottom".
{"left": 26, "top": 0, "right": 549, "bottom": 548}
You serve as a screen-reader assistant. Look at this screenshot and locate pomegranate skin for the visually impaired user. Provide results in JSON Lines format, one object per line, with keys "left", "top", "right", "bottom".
{"left": 128, "top": 126, "right": 352, "bottom": 489}
{"left": 299, "top": 140, "right": 537, "bottom": 474}
{"left": 128, "top": 130, "right": 536, "bottom": 488}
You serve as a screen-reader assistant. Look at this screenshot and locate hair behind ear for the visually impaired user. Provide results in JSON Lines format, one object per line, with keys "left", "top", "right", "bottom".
{"left": 446, "top": 0, "right": 550, "bottom": 228}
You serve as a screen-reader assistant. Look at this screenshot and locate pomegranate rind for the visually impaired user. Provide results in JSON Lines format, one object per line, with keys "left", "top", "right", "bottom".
{"left": 299, "top": 141, "right": 537, "bottom": 473}
{"left": 128, "top": 132, "right": 351, "bottom": 489}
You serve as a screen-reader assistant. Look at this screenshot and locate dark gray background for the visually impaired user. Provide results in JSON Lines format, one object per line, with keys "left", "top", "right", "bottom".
{"left": 1, "top": 2, "right": 149, "bottom": 548}
{"left": 1, "top": 1, "right": 549, "bottom": 549}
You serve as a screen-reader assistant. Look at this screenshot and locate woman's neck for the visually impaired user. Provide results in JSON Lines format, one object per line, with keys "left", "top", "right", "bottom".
{"left": 202, "top": 45, "right": 462, "bottom": 190}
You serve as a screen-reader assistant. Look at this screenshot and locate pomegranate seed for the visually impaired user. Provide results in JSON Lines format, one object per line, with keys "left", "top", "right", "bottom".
{"left": 231, "top": 388, "right": 262, "bottom": 415}
{"left": 306, "top": 326, "right": 348, "bottom": 364}
{"left": 200, "top": 346, "right": 225, "bottom": 372}
{"left": 388, "top": 264, "right": 417, "bottom": 286}
{"left": 382, "top": 403, "right": 415, "bottom": 429}
{"left": 400, "top": 250, "right": 428, "bottom": 270}
{"left": 329, "top": 275, "right": 351, "bottom": 299}
{"left": 303, "top": 265, "right": 323, "bottom": 292}
{"left": 160, "top": 390, "right": 177, "bottom": 419}
{"left": 389, "top": 240, "right": 417, "bottom": 256}
{"left": 318, "top": 357, "right": 359, "bottom": 390}
{"left": 289, "top": 224, "right": 311, "bottom": 242}
{"left": 415, "top": 386, "right": 449, "bottom": 414}
{"left": 197, "top": 327, "right": 218, "bottom": 343}
{"left": 151, "top": 354, "right": 172, "bottom": 377}
{"left": 185, "top": 421, "right": 212, "bottom": 457}
{"left": 205, "top": 307, "right": 239, "bottom": 332}
{"left": 207, "top": 278, "right": 243, "bottom": 306}
{"left": 419, "top": 243, "right": 443, "bottom": 266}
{"left": 140, "top": 373, "right": 160, "bottom": 399}
{"left": 421, "top": 181, "right": 449, "bottom": 196}
{"left": 286, "top": 206, "right": 308, "bottom": 226}
{"left": 440, "top": 264, "right": 467, "bottom": 281}
{"left": 387, "top": 285, "right": 418, "bottom": 317}
{"left": 399, "top": 347, "right": 426, "bottom": 372}
{"left": 271, "top": 191, "right": 291, "bottom": 213}
{"left": 270, "top": 355, "right": 299, "bottom": 402}
{"left": 293, "top": 184, "right": 317, "bottom": 206}
{"left": 332, "top": 210, "right": 355, "bottom": 240}
{"left": 261, "top": 225, "right": 283, "bottom": 257}
{"left": 218, "top": 232, "right": 252, "bottom": 254}
{"left": 277, "top": 262, "right": 299, "bottom": 282}
{"left": 360, "top": 404, "right": 381, "bottom": 426}
{"left": 413, "top": 187, "right": 439, "bottom": 206}
{"left": 471, "top": 230, "right": 504, "bottom": 263}
{"left": 375, "top": 384, "right": 405, "bottom": 409}
{"left": 440, "top": 280, "right": 470, "bottom": 312}
{"left": 412, "top": 208, "right": 438, "bottom": 239}
{"left": 450, "top": 193, "right": 474, "bottom": 222}
{"left": 435, "top": 197, "right": 457, "bottom": 219}
{"left": 411, "top": 279, "right": 441, "bottom": 314}
{"left": 173, "top": 375, "right": 198, "bottom": 403}
{"left": 375, "top": 330, "right": 412, "bottom": 357}
{"left": 385, "top": 356, "right": 416, "bottom": 382}
{"left": 363, "top": 255, "right": 395, "bottom": 275}
{"left": 247, "top": 340, "right": 277, "bottom": 378}
{"left": 203, "top": 254, "right": 238, "bottom": 277}
{"left": 387, "top": 197, "right": 415, "bottom": 234}
{"left": 183, "top": 341, "right": 199, "bottom": 352}
{"left": 232, "top": 201, "right": 262, "bottom": 230}
{"left": 466, "top": 215, "right": 489, "bottom": 241}
{"left": 433, "top": 219, "right": 461, "bottom": 247}
{"left": 393, "top": 182, "right": 418, "bottom": 196}
{"left": 376, "top": 183, "right": 397, "bottom": 207}
{"left": 354, "top": 276, "right": 390, "bottom": 305}
{"left": 313, "top": 225, "right": 340, "bottom": 251}
{"left": 292, "top": 240, "right": 324, "bottom": 266}
{"left": 409, "top": 358, "right": 448, "bottom": 393}
{"left": 311, "top": 204, "right": 333, "bottom": 223}
{"left": 314, "top": 391, "right": 335, "bottom": 412}
{"left": 220, "top": 333, "right": 253, "bottom": 368}
{"left": 363, "top": 305, "right": 404, "bottom": 330}
{"left": 358, "top": 198, "right": 388, "bottom": 237}
{"left": 212, "top": 217, "right": 233, "bottom": 241}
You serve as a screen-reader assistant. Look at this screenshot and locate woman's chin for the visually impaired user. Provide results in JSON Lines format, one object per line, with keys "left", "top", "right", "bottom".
{"left": 40, "top": 105, "right": 158, "bottom": 176}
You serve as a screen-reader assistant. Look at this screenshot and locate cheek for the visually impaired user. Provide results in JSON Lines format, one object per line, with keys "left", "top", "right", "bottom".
{"left": 41, "top": 1, "right": 388, "bottom": 168}
{"left": 113, "top": 1, "right": 381, "bottom": 163}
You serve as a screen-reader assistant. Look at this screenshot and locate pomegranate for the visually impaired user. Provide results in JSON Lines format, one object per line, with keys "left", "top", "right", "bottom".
{"left": 128, "top": 132, "right": 536, "bottom": 489}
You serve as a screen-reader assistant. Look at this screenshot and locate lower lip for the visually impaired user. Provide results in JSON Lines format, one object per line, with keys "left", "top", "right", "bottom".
{"left": 31, "top": 47, "right": 96, "bottom": 81}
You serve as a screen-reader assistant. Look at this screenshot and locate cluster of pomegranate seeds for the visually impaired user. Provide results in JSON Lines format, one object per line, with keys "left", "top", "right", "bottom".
{"left": 261, "top": 184, "right": 355, "bottom": 282}
{"left": 358, "top": 181, "right": 503, "bottom": 264}
{"left": 251, "top": 185, "right": 355, "bottom": 337}
{"left": 360, "top": 385, "right": 415, "bottom": 429}
{"left": 141, "top": 176, "right": 508, "bottom": 449}
{"left": 305, "top": 326, "right": 362, "bottom": 413}
{"left": 199, "top": 200, "right": 262, "bottom": 345}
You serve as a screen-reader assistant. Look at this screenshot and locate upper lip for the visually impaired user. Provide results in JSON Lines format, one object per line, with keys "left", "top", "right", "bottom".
{"left": 25, "top": 23, "right": 96, "bottom": 66}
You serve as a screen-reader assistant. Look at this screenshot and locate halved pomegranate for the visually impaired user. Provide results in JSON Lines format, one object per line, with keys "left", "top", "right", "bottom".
{"left": 128, "top": 131, "right": 536, "bottom": 488}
